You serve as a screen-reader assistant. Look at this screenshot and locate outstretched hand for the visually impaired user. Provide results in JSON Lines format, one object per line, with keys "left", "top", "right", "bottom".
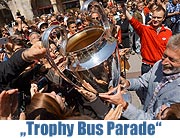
{"left": 120, "top": 76, "right": 130, "bottom": 89}
{"left": 22, "top": 41, "right": 46, "bottom": 62}
{"left": 75, "top": 86, "right": 97, "bottom": 102}
{"left": 99, "top": 85, "right": 127, "bottom": 108}
{"left": 0, "top": 89, "right": 18, "bottom": 120}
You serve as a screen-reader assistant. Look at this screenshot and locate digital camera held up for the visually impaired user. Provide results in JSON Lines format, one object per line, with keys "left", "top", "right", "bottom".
{"left": 16, "top": 10, "right": 25, "bottom": 21}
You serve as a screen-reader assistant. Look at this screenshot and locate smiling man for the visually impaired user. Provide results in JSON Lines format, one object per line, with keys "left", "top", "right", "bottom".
{"left": 99, "top": 33, "right": 180, "bottom": 120}
{"left": 125, "top": 4, "right": 172, "bottom": 75}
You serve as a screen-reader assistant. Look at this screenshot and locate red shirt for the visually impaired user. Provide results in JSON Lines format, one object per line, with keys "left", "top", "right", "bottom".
{"left": 144, "top": 7, "right": 150, "bottom": 16}
{"left": 129, "top": 17, "right": 172, "bottom": 65}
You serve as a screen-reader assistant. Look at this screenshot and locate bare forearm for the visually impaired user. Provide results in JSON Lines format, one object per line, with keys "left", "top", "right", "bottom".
{"left": 21, "top": 48, "right": 34, "bottom": 62}
{"left": 125, "top": 10, "right": 132, "bottom": 20}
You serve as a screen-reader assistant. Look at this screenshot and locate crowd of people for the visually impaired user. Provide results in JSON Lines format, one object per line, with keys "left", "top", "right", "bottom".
{"left": 0, "top": 0, "right": 180, "bottom": 120}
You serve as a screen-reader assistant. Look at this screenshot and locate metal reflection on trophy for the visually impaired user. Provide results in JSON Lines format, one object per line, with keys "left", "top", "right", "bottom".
{"left": 41, "top": 0, "right": 122, "bottom": 94}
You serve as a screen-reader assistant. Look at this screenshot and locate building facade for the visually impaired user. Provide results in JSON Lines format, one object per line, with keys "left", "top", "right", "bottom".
{"left": 0, "top": 0, "right": 86, "bottom": 26}
{"left": 0, "top": 0, "right": 108, "bottom": 26}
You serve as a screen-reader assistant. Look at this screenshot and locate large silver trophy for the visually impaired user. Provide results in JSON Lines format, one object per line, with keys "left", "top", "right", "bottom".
{"left": 41, "top": 0, "right": 131, "bottom": 102}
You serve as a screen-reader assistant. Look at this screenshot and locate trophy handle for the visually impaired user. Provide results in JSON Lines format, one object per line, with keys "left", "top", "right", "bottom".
{"left": 41, "top": 25, "right": 67, "bottom": 55}
{"left": 41, "top": 25, "right": 80, "bottom": 88}
{"left": 81, "top": 0, "right": 111, "bottom": 37}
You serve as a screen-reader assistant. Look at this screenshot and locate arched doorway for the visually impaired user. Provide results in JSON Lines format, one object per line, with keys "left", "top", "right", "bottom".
{"left": 31, "top": 0, "right": 53, "bottom": 17}
{"left": 0, "top": 2, "right": 13, "bottom": 26}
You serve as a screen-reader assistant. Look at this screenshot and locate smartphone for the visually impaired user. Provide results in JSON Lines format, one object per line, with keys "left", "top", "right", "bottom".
{"left": 0, "top": 37, "right": 8, "bottom": 45}
{"left": 37, "top": 77, "right": 49, "bottom": 90}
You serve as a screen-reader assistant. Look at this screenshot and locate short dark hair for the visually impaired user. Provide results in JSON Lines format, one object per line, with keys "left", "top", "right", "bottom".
{"left": 67, "top": 20, "right": 76, "bottom": 28}
{"left": 154, "top": 4, "right": 166, "bottom": 17}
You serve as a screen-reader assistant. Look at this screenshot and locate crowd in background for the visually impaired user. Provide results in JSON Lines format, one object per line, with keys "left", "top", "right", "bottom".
{"left": 0, "top": 0, "right": 180, "bottom": 120}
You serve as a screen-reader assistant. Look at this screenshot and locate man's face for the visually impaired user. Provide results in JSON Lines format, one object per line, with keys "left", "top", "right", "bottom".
{"left": 91, "top": 13, "right": 100, "bottom": 20}
{"left": 40, "top": 24, "right": 48, "bottom": 33}
{"left": 137, "top": 2, "right": 144, "bottom": 11}
{"left": 151, "top": 10, "right": 165, "bottom": 28}
{"left": 69, "top": 23, "right": 77, "bottom": 34}
{"left": 162, "top": 47, "right": 180, "bottom": 75}
{"left": 22, "top": 23, "right": 28, "bottom": 31}
{"left": 30, "top": 33, "right": 40, "bottom": 44}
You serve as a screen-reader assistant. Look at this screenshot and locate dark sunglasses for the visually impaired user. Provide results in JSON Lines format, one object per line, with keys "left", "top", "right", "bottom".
{"left": 92, "top": 17, "right": 99, "bottom": 20}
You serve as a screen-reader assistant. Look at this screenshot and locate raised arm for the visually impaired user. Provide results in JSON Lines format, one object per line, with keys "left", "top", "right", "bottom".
{"left": 125, "top": 9, "right": 133, "bottom": 20}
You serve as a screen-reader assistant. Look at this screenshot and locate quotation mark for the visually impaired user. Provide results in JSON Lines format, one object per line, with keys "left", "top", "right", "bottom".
{"left": 20, "top": 132, "right": 26, "bottom": 137}
{"left": 156, "top": 122, "right": 162, "bottom": 126}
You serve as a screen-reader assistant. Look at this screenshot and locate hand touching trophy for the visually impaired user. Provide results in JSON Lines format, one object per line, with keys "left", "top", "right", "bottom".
{"left": 41, "top": 0, "right": 131, "bottom": 104}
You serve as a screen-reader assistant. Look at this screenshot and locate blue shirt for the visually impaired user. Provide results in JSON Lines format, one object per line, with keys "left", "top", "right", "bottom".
{"left": 122, "top": 60, "right": 180, "bottom": 120}
{"left": 167, "top": 2, "right": 180, "bottom": 23}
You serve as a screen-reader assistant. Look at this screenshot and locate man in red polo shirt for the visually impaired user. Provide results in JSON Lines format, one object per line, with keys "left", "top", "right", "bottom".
{"left": 125, "top": 4, "right": 172, "bottom": 74}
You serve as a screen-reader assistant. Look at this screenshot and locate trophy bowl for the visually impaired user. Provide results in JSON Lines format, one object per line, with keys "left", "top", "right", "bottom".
{"left": 42, "top": 0, "right": 131, "bottom": 103}
{"left": 65, "top": 25, "right": 120, "bottom": 93}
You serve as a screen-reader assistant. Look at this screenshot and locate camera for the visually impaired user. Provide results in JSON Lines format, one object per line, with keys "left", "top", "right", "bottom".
{"left": 10, "top": 91, "right": 31, "bottom": 119}
{"left": 16, "top": 11, "right": 25, "bottom": 21}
